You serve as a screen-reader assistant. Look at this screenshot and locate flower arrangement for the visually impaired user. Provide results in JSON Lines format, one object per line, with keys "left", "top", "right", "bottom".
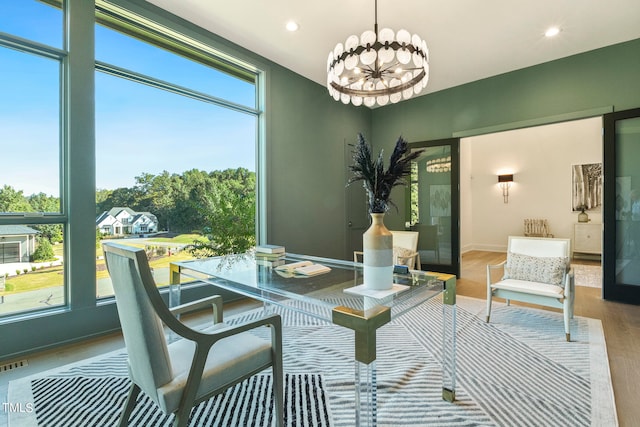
{"left": 347, "top": 133, "right": 423, "bottom": 213}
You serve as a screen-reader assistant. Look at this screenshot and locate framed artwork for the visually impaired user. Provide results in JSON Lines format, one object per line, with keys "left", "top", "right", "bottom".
{"left": 571, "top": 163, "right": 602, "bottom": 212}
{"left": 430, "top": 184, "right": 451, "bottom": 217}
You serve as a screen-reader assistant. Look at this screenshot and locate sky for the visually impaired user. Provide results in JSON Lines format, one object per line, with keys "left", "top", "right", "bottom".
{"left": 0, "top": 1, "right": 256, "bottom": 198}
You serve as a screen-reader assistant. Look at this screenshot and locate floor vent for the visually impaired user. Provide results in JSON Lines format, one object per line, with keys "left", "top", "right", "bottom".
{"left": 0, "top": 360, "right": 28, "bottom": 372}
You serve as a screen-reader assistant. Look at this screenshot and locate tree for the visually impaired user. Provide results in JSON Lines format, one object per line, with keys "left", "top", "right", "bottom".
{"left": 187, "top": 182, "right": 256, "bottom": 257}
{"left": 32, "top": 237, "right": 56, "bottom": 262}
{"left": 0, "top": 185, "right": 32, "bottom": 212}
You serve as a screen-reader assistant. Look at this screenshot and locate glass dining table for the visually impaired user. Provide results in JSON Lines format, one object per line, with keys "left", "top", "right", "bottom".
{"left": 169, "top": 253, "right": 457, "bottom": 427}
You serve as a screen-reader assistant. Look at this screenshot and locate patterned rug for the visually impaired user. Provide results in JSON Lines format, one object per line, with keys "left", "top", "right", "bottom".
{"left": 572, "top": 264, "right": 602, "bottom": 288}
{"left": 8, "top": 296, "right": 617, "bottom": 426}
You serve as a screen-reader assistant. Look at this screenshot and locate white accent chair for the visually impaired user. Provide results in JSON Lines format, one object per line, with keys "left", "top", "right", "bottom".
{"left": 103, "top": 242, "right": 284, "bottom": 427}
{"left": 353, "top": 230, "right": 421, "bottom": 269}
{"left": 486, "top": 236, "right": 575, "bottom": 341}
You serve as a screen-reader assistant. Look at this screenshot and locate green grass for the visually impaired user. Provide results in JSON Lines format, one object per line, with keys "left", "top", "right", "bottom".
{"left": 149, "top": 234, "right": 203, "bottom": 244}
{"left": 2, "top": 265, "right": 64, "bottom": 293}
{"left": 1, "top": 234, "right": 203, "bottom": 296}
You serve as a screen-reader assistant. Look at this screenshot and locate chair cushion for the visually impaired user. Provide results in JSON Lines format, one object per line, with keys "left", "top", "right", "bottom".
{"left": 492, "top": 278, "right": 565, "bottom": 299}
{"left": 157, "top": 322, "right": 273, "bottom": 414}
{"left": 502, "top": 252, "right": 568, "bottom": 286}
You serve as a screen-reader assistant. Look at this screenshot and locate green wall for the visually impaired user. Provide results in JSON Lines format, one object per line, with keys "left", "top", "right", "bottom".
{"left": 372, "top": 38, "right": 640, "bottom": 144}
{"left": 266, "top": 62, "right": 371, "bottom": 259}
{"left": 368, "top": 38, "right": 640, "bottom": 229}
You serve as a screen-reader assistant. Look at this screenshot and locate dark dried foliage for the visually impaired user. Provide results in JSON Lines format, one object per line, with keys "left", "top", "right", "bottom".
{"left": 347, "top": 133, "right": 423, "bottom": 213}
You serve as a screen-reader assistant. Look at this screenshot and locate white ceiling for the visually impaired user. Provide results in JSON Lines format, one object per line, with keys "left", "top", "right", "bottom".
{"left": 147, "top": 0, "right": 640, "bottom": 97}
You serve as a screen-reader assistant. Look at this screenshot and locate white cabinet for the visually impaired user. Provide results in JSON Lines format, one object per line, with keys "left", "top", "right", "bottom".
{"left": 573, "top": 223, "right": 602, "bottom": 258}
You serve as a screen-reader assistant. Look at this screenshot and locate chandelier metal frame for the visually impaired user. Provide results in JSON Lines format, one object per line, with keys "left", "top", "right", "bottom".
{"left": 327, "top": 0, "right": 429, "bottom": 107}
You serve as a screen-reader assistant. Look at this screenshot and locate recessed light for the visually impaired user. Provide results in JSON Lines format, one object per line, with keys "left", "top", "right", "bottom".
{"left": 545, "top": 26, "right": 561, "bottom": 37}
{"left": 286, "top": 21, "right": 299, "bottom": 32}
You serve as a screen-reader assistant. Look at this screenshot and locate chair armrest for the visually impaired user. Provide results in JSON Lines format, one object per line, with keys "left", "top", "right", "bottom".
{"left": 183, "top": 312, "right": 282, "bottom": 351}
{"left": 170, "top": 295, "right": 223, "bottom": 324}
{"left": 486, "top": 260, "right": 506, "bottom": 287}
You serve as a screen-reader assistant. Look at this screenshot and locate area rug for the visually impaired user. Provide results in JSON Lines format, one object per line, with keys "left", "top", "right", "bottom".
{"left": 8, "top": 296, "right": 617, "bottom": 426}
{"left": 572, "top": 264, "right": 602, "bottom": 288}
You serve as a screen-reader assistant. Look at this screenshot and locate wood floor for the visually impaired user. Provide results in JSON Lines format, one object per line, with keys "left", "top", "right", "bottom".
{"left": 1, "top": 251, "right": 638, "bottom": 426}
{"left": 460, "top": 250, "right": 640, "bottom": 427}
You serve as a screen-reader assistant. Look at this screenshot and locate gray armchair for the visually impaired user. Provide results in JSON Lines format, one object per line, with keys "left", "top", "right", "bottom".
{"left": 102, "top": 242, "right": 284, "bottom": 427}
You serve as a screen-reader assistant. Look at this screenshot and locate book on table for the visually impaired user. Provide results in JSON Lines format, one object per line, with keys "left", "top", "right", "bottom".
{"left": 274, "top": 260, "right": 331, "bottom": 276}
{"left": 255, "top": 244, "right": 285, "bottom": 254}
{"left": 256, "top": 257, "right": 285, "bottom": 267}
{"left": 255, "top": 251, "right": 285, "bottom": 260}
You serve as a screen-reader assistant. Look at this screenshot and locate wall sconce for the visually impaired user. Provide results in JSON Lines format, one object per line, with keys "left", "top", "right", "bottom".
{"left": 498, "top": 174, "right": 514, "bottom": 203}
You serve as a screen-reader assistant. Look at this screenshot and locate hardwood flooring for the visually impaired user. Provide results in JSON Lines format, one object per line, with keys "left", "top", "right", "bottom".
{"left": 460, "top": 250, "right": 640, "bottom": 427}
{"left": 1, "top": 252, "right": 637, "bottom": 426}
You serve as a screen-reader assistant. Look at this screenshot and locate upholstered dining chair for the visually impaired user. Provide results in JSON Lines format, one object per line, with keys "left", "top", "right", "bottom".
{"left": 353, "top": 230, "right": 421, "bottom": 269}
{"left": 102, "top": 242, "right": 284, "bottom": 427}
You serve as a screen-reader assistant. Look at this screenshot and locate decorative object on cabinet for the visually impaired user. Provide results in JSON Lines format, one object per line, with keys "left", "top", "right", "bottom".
{"left": 577, "top": 205, "right": 590, "bottom": 222}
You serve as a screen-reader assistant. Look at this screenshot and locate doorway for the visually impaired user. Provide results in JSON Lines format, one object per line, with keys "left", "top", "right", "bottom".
{"left": 460, "top": 117, "right": 603, "bottom": 287}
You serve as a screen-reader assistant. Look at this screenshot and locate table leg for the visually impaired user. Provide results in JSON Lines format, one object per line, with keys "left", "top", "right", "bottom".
{"left": 355, "top": 359, "right": 377, "bottom": 427}
{"left": 441, "top": 275, "right": 457, "bottom": 402}
{"left": 169, "top": 263, "right": 182, "bottom": 308}
{"left": 332, "top": 305, "right": 390, "bottom": 427}
{"left": 168, "top": 263, "right": 182, "bottom": 342}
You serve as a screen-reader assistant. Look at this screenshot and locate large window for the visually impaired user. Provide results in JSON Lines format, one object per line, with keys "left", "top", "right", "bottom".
{"left": 0, "top": 1, "right": 263, "bottom": 320}
{"left": 93, "top": 8, "right": 259, "bottom": 297}
{"left": 0, "top": 1, "right": 66, "bottom": 317}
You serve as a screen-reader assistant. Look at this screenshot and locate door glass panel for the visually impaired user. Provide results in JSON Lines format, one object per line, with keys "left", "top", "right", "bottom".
{"left": 615, "top": 116, "right": 640, "bottom": 286}
{"left": 410, "top": 145, "right": 452, "bottom": 266}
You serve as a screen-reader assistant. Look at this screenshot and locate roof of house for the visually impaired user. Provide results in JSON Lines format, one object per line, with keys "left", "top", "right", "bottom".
{"left": 0, "top": 225, "right": 39, "bottom": 236}
{"left": 96, "top": 208, "right": 159, "bottom": 225}
{"left": 133, "top": 212, "right": 158, "bottom": 223}
{"left": 107, "top": 207, "right": 137, "bottom": 217}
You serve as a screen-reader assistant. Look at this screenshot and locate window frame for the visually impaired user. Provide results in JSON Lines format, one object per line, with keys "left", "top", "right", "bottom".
{"left": 0, "top": 0, "right": 267, "bottom": 360}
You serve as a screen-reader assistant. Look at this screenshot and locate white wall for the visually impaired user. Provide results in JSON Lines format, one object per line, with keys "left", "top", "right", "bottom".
{"left": 460, "top": 117, "right": 602, "bottom": 253}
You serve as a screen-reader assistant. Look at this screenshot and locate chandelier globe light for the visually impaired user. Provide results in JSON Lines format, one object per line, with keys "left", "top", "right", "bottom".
{"left": 426, "top": 156, "right": 451, "bottom": 173}
{"left": 326, "top": 0, "right": 429, "bottom": 107}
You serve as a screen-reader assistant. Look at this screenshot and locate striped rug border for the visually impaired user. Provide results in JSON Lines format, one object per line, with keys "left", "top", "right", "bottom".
{"left": 8, "top": 296, "right": 617, "bottom": 427}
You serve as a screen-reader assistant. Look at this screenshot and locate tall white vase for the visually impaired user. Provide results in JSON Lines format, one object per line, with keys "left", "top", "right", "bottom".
{"left": 363, "top": 213, "right": 393, "bottom": 290}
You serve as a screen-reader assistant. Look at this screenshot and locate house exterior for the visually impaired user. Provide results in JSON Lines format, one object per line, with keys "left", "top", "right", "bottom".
{"left": 96, "top": 207, "right": 159, "bottom": 236}
{"left": 0, "top": 225, "right": 38, "bottom": 264}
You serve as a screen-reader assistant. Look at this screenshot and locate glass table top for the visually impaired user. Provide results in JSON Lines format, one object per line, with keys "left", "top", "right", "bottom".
{"left": 172, "top": 253, "right": 446, "bottom": 323}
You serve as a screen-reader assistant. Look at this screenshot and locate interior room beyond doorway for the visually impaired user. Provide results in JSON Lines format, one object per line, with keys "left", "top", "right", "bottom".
{"left": 458, "top": 116, "right": 603, "bottom": 287}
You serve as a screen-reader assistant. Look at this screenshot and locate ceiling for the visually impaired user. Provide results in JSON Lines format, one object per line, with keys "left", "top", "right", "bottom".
{"left": 146, "top": 0, "right": 640, "bottom": 98}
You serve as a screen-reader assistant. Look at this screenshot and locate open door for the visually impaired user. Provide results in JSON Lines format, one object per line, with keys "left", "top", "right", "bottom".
{"left": 407, "top": 138, "right": 460, "bottom": 276}
{"left": 603, "top": 107, "right": 640, "bottom": 304}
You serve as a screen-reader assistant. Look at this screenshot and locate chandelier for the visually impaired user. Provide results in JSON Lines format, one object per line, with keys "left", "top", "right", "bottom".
{"left": 326, "top": 0, "right": 429, "bottom": 107}
{"left": 426, "top": 156, "right": 451, "bottom": 173}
